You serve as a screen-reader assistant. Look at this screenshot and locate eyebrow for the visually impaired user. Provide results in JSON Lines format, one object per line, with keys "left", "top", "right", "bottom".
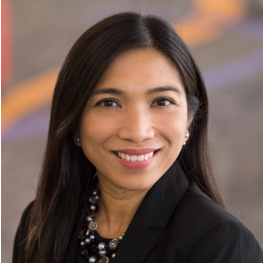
{"left": 92, "top": 86, "right": 182, "bottom": 96}
{"left": 92, "top": 88, "right": 124, "bottom": 95}
{"left": 146, "top": 86, "right": 182, "bottom": 95}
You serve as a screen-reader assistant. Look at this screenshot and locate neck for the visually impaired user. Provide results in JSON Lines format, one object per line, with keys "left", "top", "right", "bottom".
{"left": 95, "top": 179, "right": 149, "bottom": 239}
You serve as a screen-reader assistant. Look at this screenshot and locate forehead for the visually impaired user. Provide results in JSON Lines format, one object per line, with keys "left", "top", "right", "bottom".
{"left": 95, "top": 48, "right": 185, "bottom": 94}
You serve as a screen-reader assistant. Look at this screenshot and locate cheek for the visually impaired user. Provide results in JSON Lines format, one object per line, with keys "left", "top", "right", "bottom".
{"left": 80, "top": 115, "right": 102, "bottom": 143}
{"left": 80, "top": 113, "right": 114, "bottom": 147}
{"left": 157, "top": 112, "right": 188, "bottom": 140}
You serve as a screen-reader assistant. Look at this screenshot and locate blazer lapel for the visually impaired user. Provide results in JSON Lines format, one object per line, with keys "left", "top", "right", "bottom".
{"left": 114, "top": 162, "right": 189, "bottom": 263}
{"left": 114, "top": 217, "right": 157, "bottom": 263}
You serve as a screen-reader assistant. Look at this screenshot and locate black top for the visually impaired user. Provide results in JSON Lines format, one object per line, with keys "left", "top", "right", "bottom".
{"left": 13, "top": 163, "right": 262, "bottom": 263}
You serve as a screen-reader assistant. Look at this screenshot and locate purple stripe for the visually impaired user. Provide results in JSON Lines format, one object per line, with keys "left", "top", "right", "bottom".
{"left": 3, "top": 110, "right": 50, "bottom": 143}
{"left": 203, "top": 50, "right": 262, "bottom": 91}
{"left": 234, "top": 19, "right": 263, "bottom": 40}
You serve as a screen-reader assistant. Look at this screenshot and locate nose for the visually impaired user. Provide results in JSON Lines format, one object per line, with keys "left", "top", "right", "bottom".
{"left": 117, "top": 107, "right": 155, "bottom": 143}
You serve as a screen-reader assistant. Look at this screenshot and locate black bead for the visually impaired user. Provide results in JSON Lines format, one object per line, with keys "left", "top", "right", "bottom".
{"left": 80, "top": 248, "right": 89, "bottom": 258}
{"left": 78, "top": 230, "right": 85, "bottom": 239}
{"left": 88, "top": 242, "right": 96, "bottom": 249}
{"left": 81, "top": 224, "right": 87, "bottom": 229}
{"left": 89, "top": 196, "right": 99, "bottom": 204}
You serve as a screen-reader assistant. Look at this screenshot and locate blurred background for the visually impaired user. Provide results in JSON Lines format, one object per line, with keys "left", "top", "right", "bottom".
{"left": 2, "top": 0, "right": 263, "bottom": 261}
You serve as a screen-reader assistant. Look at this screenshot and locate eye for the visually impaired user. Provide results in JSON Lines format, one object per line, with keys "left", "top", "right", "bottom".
{"left": 95, "top": 99, "right": 120, "bottom": 108}
{"left": 151, "top": 97, "right": 176, "bottom": 107}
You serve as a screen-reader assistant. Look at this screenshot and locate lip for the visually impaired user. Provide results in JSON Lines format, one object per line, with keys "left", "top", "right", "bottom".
{"left": 112, "top": 148, "right": 159, "bottom": 169}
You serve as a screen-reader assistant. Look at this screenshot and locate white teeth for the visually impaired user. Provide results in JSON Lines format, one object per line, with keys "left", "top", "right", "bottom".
{"left": 130, "top": 155, "right": 137, "bottom": 162}
{"left": 116, "top": 151, "right": 155, "bottom": 162}
{"left": 138, "top": 155, "right": 145, "bottom": 161}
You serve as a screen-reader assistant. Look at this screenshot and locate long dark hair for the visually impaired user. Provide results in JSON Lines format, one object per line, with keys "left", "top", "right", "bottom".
{"left": 25, "top": 12, "right": 224, "bottom": 263}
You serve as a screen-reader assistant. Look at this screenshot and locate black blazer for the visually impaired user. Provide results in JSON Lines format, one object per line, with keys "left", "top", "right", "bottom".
{"left": 13, "top": 164, "right": 262, "bottom": 263}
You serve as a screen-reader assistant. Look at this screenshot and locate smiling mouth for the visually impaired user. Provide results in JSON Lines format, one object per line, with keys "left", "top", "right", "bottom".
{"left": 113, "top": 150, "right": 159, "bottom": 162}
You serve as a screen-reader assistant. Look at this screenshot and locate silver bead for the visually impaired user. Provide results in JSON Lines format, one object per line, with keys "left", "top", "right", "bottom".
{"left": 98, "top": 242, "right": 106, "bottom": 250}
{"left": 109, "top": 239, "right": 119, "bottom": 250}
{"left": 111, "top": 253, "right": 116, "bottom": 258}
{"left": 86, "top": 216, "right": 94, "bottom": 223}
{"left": 99, "top": 250, "right": 107, "bottom": 256}
{"left": 80, "top": 241, "right": 85, "bottom": 247}
{"left": 89, "top": 256, "right": 97, "bottom": 263}
{"left": 88, "top": 221, "right": 98, "bottom": 231}
{"left": 118, "top": 235, "right": 123, "bottom": 241}
{"left": 99, "top": 256, "right": 109, "bottom": 263}
{"left": 90, "top": 204, "right": 98, "bottom": 212}
{"left": 85, "top": 238, "right": 91, "bottom": 244}
{"left": 92, "top": 190, "right": 99, "bottom": 196}
{"left": 90, "top": 234, "right": 95, "bottom": 240}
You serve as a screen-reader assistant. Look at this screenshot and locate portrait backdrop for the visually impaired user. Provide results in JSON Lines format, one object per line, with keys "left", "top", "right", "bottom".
{"left": 2, "top": 0, "right": 262, "bottom": 261}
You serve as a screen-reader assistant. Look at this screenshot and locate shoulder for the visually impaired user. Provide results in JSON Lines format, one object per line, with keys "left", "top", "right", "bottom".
{"left": 19, "top": 201, "right": 34, "bottom": 223}
{"left": 16, "top": 201, "right": 34, "bottom": 235}
{"left": 172, "top": 193, "right": 262, "bottom": 263}
{"left": 13, "top": 201, "right": 34, "bottom": 263}
{"left": 176, "top": 191, "right": 257, "bottom": 239}
{"left": 178, "top": 192, "right": 239, "bottom": 226}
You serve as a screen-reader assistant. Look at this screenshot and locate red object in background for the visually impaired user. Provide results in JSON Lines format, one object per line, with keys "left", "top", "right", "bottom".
{"left": 1, "top": 0, "right": 13, "bottom": 88}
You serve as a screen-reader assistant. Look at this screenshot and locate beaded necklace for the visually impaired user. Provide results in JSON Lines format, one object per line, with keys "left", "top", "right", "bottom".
{"left": 79, "top": 182, "right": 125, "bottom": 263}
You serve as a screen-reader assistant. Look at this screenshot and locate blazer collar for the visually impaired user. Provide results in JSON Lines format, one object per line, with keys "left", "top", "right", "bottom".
{"left": 115, "top": 162, "right": 190, "bottom": 263}
{"left": 134, "top": 162, "right": 189, "bottom": 227}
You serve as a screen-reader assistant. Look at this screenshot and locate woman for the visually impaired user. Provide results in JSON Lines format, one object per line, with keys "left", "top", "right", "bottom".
{"left": 13, "top": 12, "right": 262, "bottom": 263}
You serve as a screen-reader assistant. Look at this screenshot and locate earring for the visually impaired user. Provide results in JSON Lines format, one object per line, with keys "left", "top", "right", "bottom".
{"left": 183, "top": 131, "right": 190, "bottom": 145}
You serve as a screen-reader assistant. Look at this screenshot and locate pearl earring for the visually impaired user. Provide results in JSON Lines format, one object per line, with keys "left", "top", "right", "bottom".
{"left": 183, "top": 132, "right": 190, "bottom": 145}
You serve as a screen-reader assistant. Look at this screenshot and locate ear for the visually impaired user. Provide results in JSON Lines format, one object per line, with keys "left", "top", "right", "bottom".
{"left": 186, "top": 114, "right": 193, "bottom": 130}
{"left": 183, "top": 115, "right": 193, "bottom": 145}
{"left": 74, "top": 133, "right": 81, "bottom": 147}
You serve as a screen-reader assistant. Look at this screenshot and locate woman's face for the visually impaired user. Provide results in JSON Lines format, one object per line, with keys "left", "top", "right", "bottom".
{"left": 78, "top": 48, "right": 191, "bottom": 192}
